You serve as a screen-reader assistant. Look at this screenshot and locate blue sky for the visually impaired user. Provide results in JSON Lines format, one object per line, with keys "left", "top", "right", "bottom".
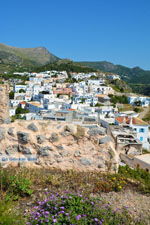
{"left": 1, "top": 0, "right": 150, "bottom": 69}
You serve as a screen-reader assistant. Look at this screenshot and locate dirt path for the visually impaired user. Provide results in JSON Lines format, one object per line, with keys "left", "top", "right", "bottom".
{"left": 100, "top": 190, "right": 150, "bottom": 224}
{"left": 139, "top": 107, "right": 150, "bottom": 119}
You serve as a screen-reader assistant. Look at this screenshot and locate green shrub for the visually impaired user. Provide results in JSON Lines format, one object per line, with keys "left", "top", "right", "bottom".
{"left": 118, "top": 165, "right": 150, "bottom": 194}
{"left": 0, "top": 170, "right": 33, "bottom": 200}
{"left": 109, "top": 94, "right": 128, "bottom": 104}
{"left": 15, "top": 107, "right": 29, "bottom": 114}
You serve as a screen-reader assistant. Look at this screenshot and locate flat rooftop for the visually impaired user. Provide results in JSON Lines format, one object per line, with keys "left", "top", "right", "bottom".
{"left": 135, "top": 154, "right": 150, "bottom": 164}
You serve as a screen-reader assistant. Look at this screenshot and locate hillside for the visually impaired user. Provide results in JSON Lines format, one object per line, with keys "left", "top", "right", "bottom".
{"left": 79, "top": 61, "right": 150, "bottom": 95}
{"left": 0, "top": 43, "right": 59, "bottom": 72}
{"left": 35, "top": 59, "right": 97, "bottom": 73}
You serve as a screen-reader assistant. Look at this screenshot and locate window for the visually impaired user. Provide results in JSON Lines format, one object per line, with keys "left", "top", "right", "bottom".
{"left": 140, "top": 137, "right": 143, "bottom": 142}
{"left": 139, "top": 128, "right": 144, "bottom": 133}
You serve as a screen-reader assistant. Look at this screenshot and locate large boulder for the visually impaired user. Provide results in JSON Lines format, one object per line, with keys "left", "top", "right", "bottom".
{"left": 18, "top": 145, "right": 31, "bottom": 155}
{"left": 49, "top": 133, "right": 59, "bottom": 142}
{"left": 36, "top": 135, "right": 46, "bottom": 144}
{"left": 7, "top": 127, "right": 15, "bottom": 137}
{"left": 5, "top": 145, "right": 18, "bottom": 155}
{"left": 17, "top": 132, "right": 30, "bottom": 144}
{"left": 56, "top": 145, "right": 64, "bottom": 150}
{"left": 99, "top": 136, "right": 111, "bottom": 144}
{"left": 80, "top": 158, "right": 92, "bottom": 166}
{"left": 74, "top": 150, "right": 81, "bottom": 157}
{"left": 59, "top": 151, "right": 70, "bottom": 157}
{"left": 88, "top": 127, "right": 106, "bottom": 136}
{"left": 38, "top": 146, "right": 53, "bottom": 157}
{"left": 27, "top": 123, "right": 38, "bottom": 132}
{"left": 64, "top": 124, "right": 77, "bottom": 135}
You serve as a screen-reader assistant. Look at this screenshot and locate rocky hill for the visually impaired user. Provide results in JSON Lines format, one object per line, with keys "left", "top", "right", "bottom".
{"left": 79, "top": 61, "right": 150, "bottom": 96}
{"left": 0, "top": 43, "right": 59, "bottom": 72}
{"left": 0, "top": 120, "right": 119, "bottom": 172}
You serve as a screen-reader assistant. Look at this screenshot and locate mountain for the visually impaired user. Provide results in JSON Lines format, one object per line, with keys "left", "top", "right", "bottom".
{"left": 79, "top": 61, "right": 150, "bottom": 95}
{"left": 0, "top": 43, "right": 59, "bottom": 72}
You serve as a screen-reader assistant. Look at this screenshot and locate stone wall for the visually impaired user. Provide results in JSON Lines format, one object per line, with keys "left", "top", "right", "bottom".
{"left": 0, "top": 120, "right": 119, "bottom": 172}
{"left": 0, "top": 84, "right": 10, "bottom": 124}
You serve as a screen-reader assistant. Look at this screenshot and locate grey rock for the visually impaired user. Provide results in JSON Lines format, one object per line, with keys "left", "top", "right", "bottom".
{"left": 49, "top": 159, "right": 55, "bottom": 165}
{"left": 18, "top": 145, "right": 31, "bottom": 155}
{"left": 57, "top": 158, "right": 63, "bottom": 163}
{"left": 5, "top": 145, "right": 18, "bottom": 155}
{"left": 56, "top": 145, "right": 64, "bottom": 150}
{"left": 88, "top": 127, "right": 106, "bottom": 136}
{"left": 49, "top": 133, "right": 59, "bottom": 142}
{"left": 0, "top": 128, "right": 5, "bottom": 141}
{"left": 3, "top": 118, "right": 11, "bottom": 124}
{"left": 38, "top": 146, "right": 52, "bottom": 156}
{"left": 56, "top": 125, "right": 62, "bottom": 129}
{"left": 68, "top": 159, "right": 74, "bottom": 163}
{"left": 54, "top": 154, "right": 61, "bottom": 158}
{"left": 27, "top": 123, "right": 38, "bottom": 132}
{"left": 42, "top": 146, "right": 53, "bottom": 151}
{"left": 8, "top": 127, "right": 15, "bottom": 136}
{"left": 74, "top": 150, "right": 81, "bottom": 157}
{"left": 97, "top": 156, "right": 105, "bottom": 168}
{"left": 60, "top": 131, "right": 70, "bottom": 137}
{"left": 99, "top": 136, "right": 111, "bottom": 144}
{"left": 59, "top": 151, "right": 69, "bottom": 157}
{"left": 36, "top": 135, "right": 45, "bottom": 144}
{"left": 98, "top": 163, "right": 105, "bottom": 169}
{"left": 80, "top": 158, "right": 92, "bottom": 166}
{"left": 17, "top": 132, "right": 30, "bottom": 144}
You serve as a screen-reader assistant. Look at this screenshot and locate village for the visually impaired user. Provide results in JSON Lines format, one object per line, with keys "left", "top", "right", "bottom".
{"left": 1, "top": 69, "right": 149, "bottom": 171}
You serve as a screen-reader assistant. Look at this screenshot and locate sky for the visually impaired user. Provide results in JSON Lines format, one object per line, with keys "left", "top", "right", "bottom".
{"left": 1, "top": 0, "right": 150, "bottom": 69}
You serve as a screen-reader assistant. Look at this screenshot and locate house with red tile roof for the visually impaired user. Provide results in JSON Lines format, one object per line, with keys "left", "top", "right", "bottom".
{"left": 115, "top": 116, "right": 150, "bottom": 150}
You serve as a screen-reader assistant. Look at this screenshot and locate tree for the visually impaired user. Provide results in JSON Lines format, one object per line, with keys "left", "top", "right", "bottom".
{"left": 9, "top": 91, "right": 14, "bottom": 99}
{"left": 134, "top": 100, "right": 142, "bottom": 106}
{"left": 19, "top": 89, "right": 25, "bottom": 93}
{"left": 15, "top": 107, "right": 29, "bottom": 114}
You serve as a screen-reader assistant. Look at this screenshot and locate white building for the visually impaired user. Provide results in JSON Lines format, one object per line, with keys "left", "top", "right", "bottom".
{"left": 14, "top": 85, "right": 27, "bottom": 93}
{"left": 128, "top": 96, "right": 150, "bottom": 107}
{"left": 115, "top": 116, "right": 150, "bottom": 150}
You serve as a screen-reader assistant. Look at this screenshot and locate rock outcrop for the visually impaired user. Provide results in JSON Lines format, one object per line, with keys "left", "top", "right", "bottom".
{"left": 0, "top": 121, "right": 119, "bottom": 172}
{"left": 0, "top": 84, "right": 10, "bottom": 124}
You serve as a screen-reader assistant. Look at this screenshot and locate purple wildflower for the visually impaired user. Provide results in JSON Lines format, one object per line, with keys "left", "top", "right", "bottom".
{"left": 59, "top": 210, "right": 65, "bottom": 214}
{"left": 76, "top": 215, "right": 82, "bottom": 220}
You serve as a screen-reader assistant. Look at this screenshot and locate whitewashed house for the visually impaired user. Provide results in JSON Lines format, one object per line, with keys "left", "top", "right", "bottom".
{"left": 128, "top": 96, "right": 150, "bottom": 107}
{"left": 115, "top": 116, "right": 150, "bottom": 150}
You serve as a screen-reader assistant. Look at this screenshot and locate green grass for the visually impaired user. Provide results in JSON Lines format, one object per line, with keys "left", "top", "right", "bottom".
{"left": 143, "top": 107, "right": 150, "bottom": 123}
{"left": 0, "top": 200, "right": 25, "bottom": 225}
